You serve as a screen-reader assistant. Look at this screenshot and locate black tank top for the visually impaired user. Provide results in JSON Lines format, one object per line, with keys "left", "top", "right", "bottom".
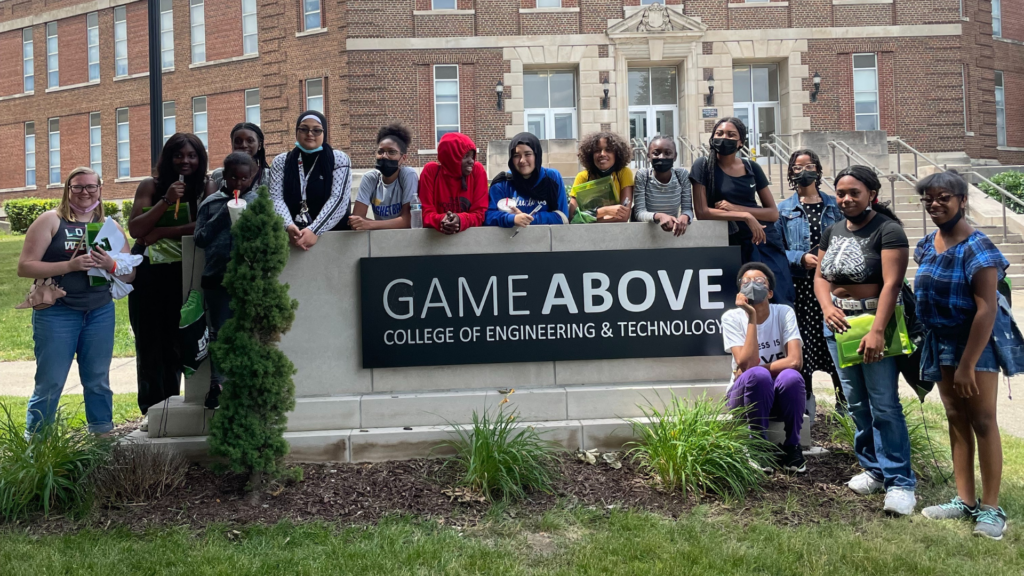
{"left": 42, "top": 217, "right": 111, "bottom": 311}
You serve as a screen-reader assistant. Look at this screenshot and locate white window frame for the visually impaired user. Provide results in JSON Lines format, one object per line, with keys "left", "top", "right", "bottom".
{"left": 242, "top": 0, "right": 258, "bottom": 55}
{"left": 993, "top": 0, "right": 1002, "bottom": 37}
{"left": 190, "top": 0, "right": 206, "bottom": 64}
{"left": 23, "top": 28, "right": 33, "bottom": 93}
{"left": 303, "top": 0, "right": 322, "bottom": 31}
{"left": 163, "top": 101, "right": 176, "bottom": 145}
{"left": 996, "top": 71, "right": 1006, "bottom": 147}
{"left": 160, "top": 0, "right": 174, "bottom": 70}
{"left": 853, "top": 53, "right": 879, "bottom": 132}
{"left": 48, "top": 118, "right": 60, "bottom": 185}
{"left": 962, "top": 64, "right": 969, "bottom": 133}
{"left": 536, "top": 0, "right": 561, "bottom": 7}
{"left": 432, "top": 0, "right": 456, "bottom": 9}
{"left": 25, "top": 122, "right": 35, "bottom": 187}
{"left": 46, "top": 22, "right": 58, "bottom": 88}
{"left": 87, "top": 12, "right": 99, "bottom": 81}
{"left": 114, "top": 7, "right": 128, "bottom": 77}
{"left": 245, "top": 88, "right": 261, "bottom": 125}
{"left": 628, "top": 66, "right": 680, "bottom": 143}
{"left": 305, "top": 78, "right": 323, "bottom": 112}
{"left": 524, "top": 70, "right": 578, "bottom": 140}
{"left": 193, "top": 96, "right": 208, "bottom": 149}
{"left": 89, "top": 112, "right": 102, "bottom": 176}
{"left": 117, "top": 108, "right": 130, "bottom": 178}
{"left": 433, "top": 65, "right": 460, "bottom": 146}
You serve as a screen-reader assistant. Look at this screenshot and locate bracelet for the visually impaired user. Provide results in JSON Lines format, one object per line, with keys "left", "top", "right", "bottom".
{"left": 160, "top": 196, "right": 172, "bottom": 206}
{"left": 110, "top": 262, "right": 117, "bottom": 274}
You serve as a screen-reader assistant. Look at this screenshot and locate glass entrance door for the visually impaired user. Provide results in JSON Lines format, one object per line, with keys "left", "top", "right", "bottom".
{"left": 628, "top": 67, "right": 679, "bottom": 143}
{"left": 732, "top": 64, "right": 781, "bottom": 165}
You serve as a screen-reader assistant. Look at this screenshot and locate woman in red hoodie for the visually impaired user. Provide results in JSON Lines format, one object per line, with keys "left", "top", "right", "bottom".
{"left": 419, "top": 132, "right": 488, "bottom": 234}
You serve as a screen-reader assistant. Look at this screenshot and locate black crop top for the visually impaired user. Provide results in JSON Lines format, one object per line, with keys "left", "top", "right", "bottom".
{"left": 819, "top": 213, "right": 908, "bottom": 285}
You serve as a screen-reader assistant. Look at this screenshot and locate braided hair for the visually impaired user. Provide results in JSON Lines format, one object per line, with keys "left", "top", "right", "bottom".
{"left": 702, "top": 117, "right": 747, "bottom": 204}
{"left": 230, "top": 122, "right": 268, "bottom": 183}
{"left": 834, "top": 165, "right": 902, "bottom": 225}
{"left": 786, "top": 148, "right": 823, "bottom": 193}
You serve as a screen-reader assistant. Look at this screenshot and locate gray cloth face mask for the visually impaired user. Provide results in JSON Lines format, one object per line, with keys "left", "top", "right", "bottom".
{"left": 740, "top": 281, "right": 769, "bottom": 304}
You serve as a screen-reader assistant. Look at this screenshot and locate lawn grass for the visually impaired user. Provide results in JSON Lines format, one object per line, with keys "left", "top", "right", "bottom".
{"left": 0, "top": 394, "right": 140, "bottom": 429}
{"left": 0, "top": 233, "right": 135, "bottom": 362}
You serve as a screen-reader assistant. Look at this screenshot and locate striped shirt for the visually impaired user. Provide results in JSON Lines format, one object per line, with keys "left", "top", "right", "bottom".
{"left": 914, "top": 230, "right": 1009, "bottom": 329}
{"left": 632, "top": 167, "right": 694, "bottom": 224}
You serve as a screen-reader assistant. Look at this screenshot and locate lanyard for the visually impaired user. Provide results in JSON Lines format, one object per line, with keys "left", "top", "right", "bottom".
{"left": 297, "top": 154, "right": 319, "bottom": 203}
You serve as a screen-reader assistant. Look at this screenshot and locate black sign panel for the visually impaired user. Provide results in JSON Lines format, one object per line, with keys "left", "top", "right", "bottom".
{"left": 360, "top": 247, "right": 742, "bottom": 368}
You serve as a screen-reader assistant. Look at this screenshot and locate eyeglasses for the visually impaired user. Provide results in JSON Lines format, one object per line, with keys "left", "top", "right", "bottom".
{"left": 792, "top": 165, "right": 816, "bottom": 173}
{"left": 377, "top": 149, "right": 402, "bottom": 159}
{"left": 297, "top": 127, "right": 324, "bottom": 136}
{"left": 740, "top": 277, "right": 768, "bottom": 286}
{"left": 919, "top": 194, "right": 957, "bottom": 206}
{"left": 70, "top": 184, "right": 100, "bottom": 194}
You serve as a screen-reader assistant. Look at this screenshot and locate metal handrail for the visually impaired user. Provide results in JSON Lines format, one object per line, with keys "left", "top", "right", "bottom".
{"left": 828, "top": 140, "right": 930, "bottom": 234}
{"left": 959, "top": 170, "right": 1024, "bottom": 243}
{"left": 891, "top": 137, "right": 942, "bottom": 182}
{"left": 769, "top": 133, "right": 793, "bottom": 158}
{"left": 677, "top": 136, "right": 704, "bottom": 167}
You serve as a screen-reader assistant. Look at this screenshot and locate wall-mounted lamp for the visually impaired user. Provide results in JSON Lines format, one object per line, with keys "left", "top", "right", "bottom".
{"left": 810, "top": 72, "right": 821, "bottom": 103}
{"left": 705, "top": 73, "right": 715, "bottom": 106}
{"left": 602, "top": 79, "right": 610, "bottom": 110}
{"left": 496, "top": 81, "right": 504, "bottom": 111}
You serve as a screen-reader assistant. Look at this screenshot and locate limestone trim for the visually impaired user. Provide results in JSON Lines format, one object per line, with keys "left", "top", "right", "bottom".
{"left": 412, "top": 9, "right": 476, "bottom": 15}
{"left": 296, "top": 27, "right": 329, "bottom": 38}
{"left": 701, "top": 24, "right": 961, "bottom": 42}
{"left": 114, "top": 177, "right": 148, "bottom": 183}
{"left": 0, "top": 91, "right": 33, "bottom": 102}
{"left": 729, "top": 2, "right": 790, "bottom": 7}
{"left": 417, "top": 149, "right": 438, "bottom": 155}
{"left": 519, "top": 7, "right": 580, "bottom": 13}
{"left": 994, "top": 36, "right": 1024, "bottom": 47}
{"left": 998, "top": 146, "right": 1024, "bottom": 152}
{"left": 606, "top": 2, "right": 707, "bottom": 40}
{"left": 832, "top": 0, "right": 892, "bottom": 4}
{"left": 347, "top": 34, "right": 610, "bottom": 50}
{"left": 113, "top": 71, "right": 150, "bottom": 82}
{"left": 0, "top": 0, "right": 136, "bottom": 34}
{"left": 44, "top": 80, "right": 101, "bottom": 94}
{"left": 0, "top": 186, "right": 37, "bottom": 194}
{"left": 188, "top": 53, "right": 260, "bottom": 70}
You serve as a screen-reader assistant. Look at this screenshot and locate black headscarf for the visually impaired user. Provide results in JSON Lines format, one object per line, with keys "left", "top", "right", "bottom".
{"left": 282, "top": 110, "right": 337, "bottom": 224}
{"left": 491, "top": 132, "right": 562, "bottom": 208}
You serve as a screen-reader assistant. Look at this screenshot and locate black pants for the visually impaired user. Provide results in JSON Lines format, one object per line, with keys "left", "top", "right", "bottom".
{"left": 204, "top": 284, "right": 233, "bottom": 389}
{"left": 128, "top": 256, "right": 182, "bottom": 415}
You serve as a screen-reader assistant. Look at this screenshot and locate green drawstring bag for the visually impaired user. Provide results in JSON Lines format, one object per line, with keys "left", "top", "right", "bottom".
{"left": 834, "top": 305, "right": 915, "bottom": 368}
{"left": 179, "top": 289, "right": 209, "bottom": 378}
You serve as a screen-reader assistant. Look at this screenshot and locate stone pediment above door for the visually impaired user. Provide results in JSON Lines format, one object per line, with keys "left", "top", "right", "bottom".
{"left": 606, "top": 3, "right": 706, "bottom": 41}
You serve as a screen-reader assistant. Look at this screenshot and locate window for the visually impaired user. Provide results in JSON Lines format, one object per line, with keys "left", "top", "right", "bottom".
{"left": 190, "top": 0, "right": 205, "bottom": 64}
{"left": 23, "top": 28, "right": 33, "bottom": 93}
{"left": 117, "top": 108, "right": 130, "bottom": 178}
{"left": 193, "top": 96, "right": 208, "bottom": 149}
{"left": 114, "top": 7, "right": 128, "bottom": 77}
{"left": 25, "top": 122, "right": 35, "bottom": 187}
{"left": 161, "top": 0, "right": 174, "bottom": 69}
{"left": 853, "top": 53, "right": 879, "bottom": 131}
{"left": 993, "top": 0, "right": 1002, "bottom": 37}
{"left": 89, "top": 112, "right": 102, "bottom": 176}
{"left": 245, "top": 88, "right": 261, "bottom": 125}
{"left": 242, "top": 0, "right": 258, "bottom": 55}
{"left": 48, "top": 118, "right": 60, "bottom": 185}
{"left": 87, "top": 13, "right": 99, "bottom": 81}
{"left": 46, "top": 22, "right": 58, "bottom": 88}
{"left": 432, "top": 0, "right": 456, "bottom": 8}
{"left": 305, "top": 78, "right": 323, "bottom": 112}
{"left": 304, "top": 0, "right": 321, "bottom": 30}
{"left": 163, "top": 101, "right": 176, "bottom": 145}
{"left": 536, "top": 0, "right": 561, "bottom": 6}
{"left": 962, "top": 64, "right": 969, "bottom": 133}
{"left": 524, "top": 70, "right": 576, "bottom": 139}
{"left": 628, "top": 67, "right": 678, "bottom": 141}
{"left": 996, "top": 71, "right": 1006, "bottom": 147}
{"left": 433, "top": 65, "right": 459, "bottom": 145}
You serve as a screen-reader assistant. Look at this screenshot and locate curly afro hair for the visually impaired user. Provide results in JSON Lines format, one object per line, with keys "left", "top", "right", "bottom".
{"left": 376, "top": 122, "right": 413, "bottom": 154}
{"left": 577, "top": 131, "right": 631, "bottom": 176}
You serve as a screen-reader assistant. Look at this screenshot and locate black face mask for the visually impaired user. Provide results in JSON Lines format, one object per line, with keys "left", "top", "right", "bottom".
{"left": 937, "top": 203, "right": 964, "bottom": 233}
{"left": 593, "top": 166, "right": 616, "bottom": 179}
{"left": 846, "top": 205, "right": 873, "bottom": 225}
{"left": 375, "top": 158, "right": 400, "bottom": 178}
{"left": 711, "top": 138, "right": 740, "bottom": 156}
{"left": 795, "top": 170, "right": 818, "bottom": 188}
{"left": 650, "top": 158, "right": 675, "bottom": 173}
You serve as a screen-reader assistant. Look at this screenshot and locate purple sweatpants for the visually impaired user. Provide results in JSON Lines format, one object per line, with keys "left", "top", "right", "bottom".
{"left": 726, "top": 366, "right": 806, "bottom": 447}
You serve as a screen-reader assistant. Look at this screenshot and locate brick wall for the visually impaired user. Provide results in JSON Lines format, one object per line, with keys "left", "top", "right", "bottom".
{"left": 521, "top": 12, "right": 578, "bottom": 35}
{"left": 128, "top": 104, "right": 152, "bottom": 178}
{"left": 414, "top": 14, "right": 474, "bottom": 36}
{"left": 0, "top": 122, "right": 26, "bottom": 190}
{"left": 126, "top": 0, "right": 150, "bottom": 76}
{"left": 727, "top": 6, "right": 789, "bottom": 29}
{"left": 834, "top": 5, "right": 893, "bottom": 27}
{"left": 579, "top": 0, "right": 621, "bottom": 34}
{"left": 1000, "top": 0, "right": 1024, "bottom": 42}
{"left": 205, "top": 0, "right": 244, "bottom": 62}
{"left": 1005, "top": 71, "right": 1024, "bottom": 148}
{"left": 0, "top": 28, "right": 24, "bottom": 97}
{"left": 477, "top": 0, "right": 519, "bottom": 36}
{"left": 206, "top": 90, "right": 247, "bottom": 167}
{"left": 347, "top": 0, "right": 415, "bottom": 38}
{"left": 895, "top": 0, "right": 960, "bottom": 25}
{"left": 788, "top": 0, "right": 830, "bottom": 28}
{"left": 686, "top": 0, "right": 728, "bottom": 31}
{"left": 57, "top": 15, "right": 88, "bottom": 87}
{"left": 59, "top": 112, "right": 90, "bottom": 174}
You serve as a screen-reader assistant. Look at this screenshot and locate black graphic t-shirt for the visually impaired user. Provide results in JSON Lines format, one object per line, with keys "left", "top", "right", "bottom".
{"left": 819, "top": 212, "right": 908, "bottom": 285}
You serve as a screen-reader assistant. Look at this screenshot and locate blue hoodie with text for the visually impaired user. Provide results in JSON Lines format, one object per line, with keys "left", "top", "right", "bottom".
{"left": 485, "top": 166, "right": 569, "bottom": 227}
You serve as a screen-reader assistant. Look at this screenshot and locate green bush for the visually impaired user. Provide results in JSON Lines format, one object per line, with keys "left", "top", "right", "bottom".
{"left": 0, "top": 403, "right": 113, "bottom": 521}
{"left": 828, "top": 401, "right": 951, "bottom": 482}
{"left": 208, "top": 186, "right": 298, "bottom": 492}
{"left": 121, "top": 200, "right": 134, "bottom": 222}
{"left": 978, "top": 170, "right": 1024, "bottom": 214}
{"left": 627, "top": 395, "right": 773, "bottom": 501}
{"left": 3, "top": 198, "right": 123, "bottom": 233}
{"left": 440, "top": 399, "right": 561, "bottom": 503}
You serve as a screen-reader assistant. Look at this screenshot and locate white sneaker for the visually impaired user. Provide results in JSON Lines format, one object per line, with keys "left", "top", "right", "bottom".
{"left": 847, "top": 471, "right": 884, "bottom": 495}
{"left": 140, "top": 415, "right": 149, "bottom": 432}
{"left": 883, "top": 487, "right": 917, "bottom": 516}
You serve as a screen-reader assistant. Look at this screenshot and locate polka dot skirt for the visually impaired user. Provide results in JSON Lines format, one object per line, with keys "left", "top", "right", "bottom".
{"left": 795, "top": 201, "right": 837, "bottom": 376}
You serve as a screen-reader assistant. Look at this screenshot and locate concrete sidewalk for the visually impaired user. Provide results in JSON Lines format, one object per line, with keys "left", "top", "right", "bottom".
{"left": 0, "top": 357, "right": 138, "bottom": 397}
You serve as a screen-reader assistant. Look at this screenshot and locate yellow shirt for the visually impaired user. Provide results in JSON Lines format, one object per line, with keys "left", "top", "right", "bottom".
{"left": 571, "top": 167, "right": 635, "bottom": 202}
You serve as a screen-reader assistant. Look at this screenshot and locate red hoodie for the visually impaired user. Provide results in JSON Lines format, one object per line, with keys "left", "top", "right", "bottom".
{"left": 418, "top": 132, "right": 488, "bottom": 232}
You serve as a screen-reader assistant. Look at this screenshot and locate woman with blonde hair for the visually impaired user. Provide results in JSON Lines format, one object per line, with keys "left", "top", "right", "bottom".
{"left": 17, "top": 167, "right": 135, "bottom": 434}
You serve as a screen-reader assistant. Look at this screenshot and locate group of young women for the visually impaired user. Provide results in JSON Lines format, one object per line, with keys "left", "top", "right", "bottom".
{"left": 16, "top": 111, "right": 1018, "bottom": 538}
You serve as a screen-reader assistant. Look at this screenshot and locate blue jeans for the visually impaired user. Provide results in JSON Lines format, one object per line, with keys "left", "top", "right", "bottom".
{"left": 28, "top": 301, "right": 115, "bottom": 434}
{"left": 826, "top": 332, "right": 916, "bottom": 489}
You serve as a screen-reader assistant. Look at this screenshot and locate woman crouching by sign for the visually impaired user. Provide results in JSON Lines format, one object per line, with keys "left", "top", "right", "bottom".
{"left": 914, "top": 170, "right": 1022, "bottom": 540}
{"left": 813, "top": 165, "right": 917, "bottom": 516}
{"left": 486, "top": 132, "right": 569, "bottom": 229}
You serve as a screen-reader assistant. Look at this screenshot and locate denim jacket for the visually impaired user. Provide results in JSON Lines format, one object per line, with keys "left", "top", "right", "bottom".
{"left": 776, "top": 189, "right": 844, "bottom": 278}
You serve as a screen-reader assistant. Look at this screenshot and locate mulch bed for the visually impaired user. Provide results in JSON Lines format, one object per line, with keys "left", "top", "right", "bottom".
{"left": 18, "top": 408, "right": 879, "bottom": 534}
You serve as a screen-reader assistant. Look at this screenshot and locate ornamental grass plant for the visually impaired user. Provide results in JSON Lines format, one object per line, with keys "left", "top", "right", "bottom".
{"left": 626, "top": 394, "right": 773, "bottom": 501}
{"left": 0, "top": 403, "right": 113, "bottom": 521}
{"left": 440, "top": 398, "right": 562, "bottom": 503}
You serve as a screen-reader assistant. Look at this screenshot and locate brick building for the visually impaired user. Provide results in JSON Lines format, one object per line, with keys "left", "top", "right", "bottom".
{"left": 0, "top": 0, "right": 1020, "bottom": 200}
